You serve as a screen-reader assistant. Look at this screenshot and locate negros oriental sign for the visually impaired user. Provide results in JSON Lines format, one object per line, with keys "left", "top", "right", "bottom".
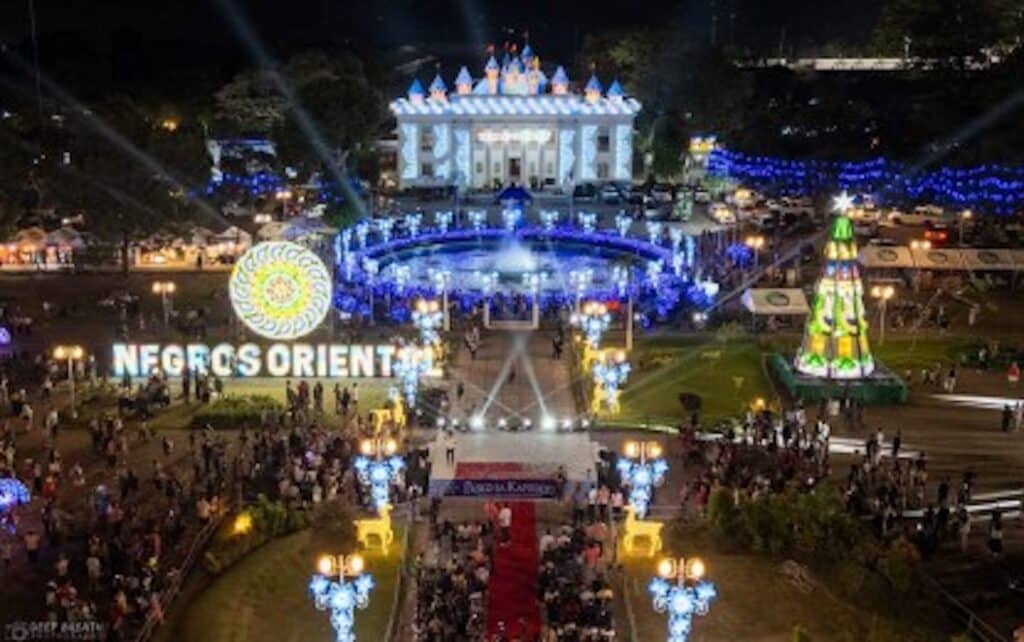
{"left": 112, "top": 342, "right": 404, "bottom": 379}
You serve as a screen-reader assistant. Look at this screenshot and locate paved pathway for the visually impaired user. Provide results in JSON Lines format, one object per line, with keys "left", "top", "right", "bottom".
{"left": 446, "top": 330, "right": 577, "bottom": 426}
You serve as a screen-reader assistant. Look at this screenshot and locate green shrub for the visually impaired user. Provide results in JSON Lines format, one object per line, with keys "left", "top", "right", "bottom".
{"left": 791, "top": 626, "right": 812, "bottom": 642}
{"left": 203, "top": 495, "right": 310, "bottom": 575}
{"left": 876, "top": 536, "right": 921, "bottom": 594}
{"left": 190, "top": 394, "right": 282, "bottom": 429}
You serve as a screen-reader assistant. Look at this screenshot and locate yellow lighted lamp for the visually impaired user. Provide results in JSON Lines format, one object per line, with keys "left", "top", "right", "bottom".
{"left": 232, "top": 512, "right": 253, "bottom": 535}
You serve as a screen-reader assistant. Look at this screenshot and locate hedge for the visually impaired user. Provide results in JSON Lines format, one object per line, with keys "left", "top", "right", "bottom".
{"left": 189, "top": 394, "right": 283, "bottom": 429}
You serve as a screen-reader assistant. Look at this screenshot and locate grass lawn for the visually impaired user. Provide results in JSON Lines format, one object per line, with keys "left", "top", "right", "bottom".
{"left": 145, "top": 378, "right": 396, "bottom": 430}
{"left": 620, "top": 526, "right": 951, "bottom": 642}
{"left": 616, "top": 337, "right": 771, "bottom": 425}
{"left": 871, "top": 337, "right": 972, "bottom": 374}
{"left": 170, "top": 525, "right": 405, "bottom": 642}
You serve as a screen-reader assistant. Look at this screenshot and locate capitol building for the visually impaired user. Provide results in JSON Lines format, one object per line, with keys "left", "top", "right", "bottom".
{"left": 389, "top": 43, "right": 641, "bottom": 191}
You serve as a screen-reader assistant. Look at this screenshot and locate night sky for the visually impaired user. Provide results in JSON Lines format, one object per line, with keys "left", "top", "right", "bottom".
{"left": 0, "top": 0, "right": 883, "bottom": 98}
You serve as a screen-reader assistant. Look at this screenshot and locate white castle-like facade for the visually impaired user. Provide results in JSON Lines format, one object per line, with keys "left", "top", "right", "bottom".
{"left": 390, "top": 43, "right": 641, "bottom": 191}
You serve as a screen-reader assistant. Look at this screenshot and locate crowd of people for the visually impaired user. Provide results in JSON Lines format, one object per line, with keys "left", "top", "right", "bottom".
{"left": 412, "top": 501, "right": 492, "bottom": 641}
{"left": 0, "top": 360, "right": 238, "bottom": 641}
{"left": 537, "top": 520, "right": 615, "bottom": 642}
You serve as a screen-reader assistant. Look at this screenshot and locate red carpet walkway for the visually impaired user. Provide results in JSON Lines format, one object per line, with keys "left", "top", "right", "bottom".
{"left": 487, "top": 501, "right": 542, "bottom": 639}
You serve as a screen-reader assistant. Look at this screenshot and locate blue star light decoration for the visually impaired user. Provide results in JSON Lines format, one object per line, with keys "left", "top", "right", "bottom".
{"left": 309, "top": 572, "right": 375, "bottom": 642}
{"left": 434, "top": 210, "right": 454, "bottom": 234}
{"left": 411, "top": 301, "right": 443, "bottom": 345}
{"left": 468, "top": 209, "right": 487, "bottom": 232}
{"left": 392, "top": 346, "right": 433, "bottom": 406}
{"left": 594, "top": 353, "right": 631, "bottom": 408}
{"left": 577, "top": 211, "right": 597, "bottom": 233}
{"left": 616, "top": 456, "right": 667, "bottom": 518}
{"left": 353, "top": 455, "right": 405, "bottom": 510}
{"left": 539, "top": 209, "right": 559, "bottom": 231}
{"left": 572, "top": 303, "right": 612, "bottom": 348}
{"left": 0, "top": 477, "right": 31, "bottom": 534}
{"left": 648, "top": 576, "right": 717, "bottom": 642}
{"left": 615, "top": 212, "right": 632, "bottom": 237}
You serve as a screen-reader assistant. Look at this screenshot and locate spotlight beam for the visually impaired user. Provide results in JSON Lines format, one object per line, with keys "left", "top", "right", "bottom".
{"left": 0, "top": 54, "right": 224, "bottom": 223}
{"left": 214, "top": 0, "right": 368, "bottom": 219}
{"left": 479, "top": 336, "right": 524, "bottom": 417}
{"left": 517, "top": 336, "right": 549, "bottom": 418}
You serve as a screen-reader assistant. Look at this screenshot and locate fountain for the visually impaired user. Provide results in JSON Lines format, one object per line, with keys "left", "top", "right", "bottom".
{"left": 493, "top": 238, "right": 539, "bottom": 274}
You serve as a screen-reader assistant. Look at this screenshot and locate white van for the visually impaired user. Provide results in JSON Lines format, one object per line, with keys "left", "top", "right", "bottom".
{"left": 887, "top": 205, "right": 945, "bottom": 226}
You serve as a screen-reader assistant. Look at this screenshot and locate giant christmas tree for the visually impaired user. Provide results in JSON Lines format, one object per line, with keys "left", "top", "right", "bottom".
{"left": 795, "top": 196, "right": 875, "bottom": 379}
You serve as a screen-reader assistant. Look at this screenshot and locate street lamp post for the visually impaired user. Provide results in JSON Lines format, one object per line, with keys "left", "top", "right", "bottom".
{"left": 649, "top": 556, "right": 717, "bottom": 642}
{"left": 354, "top": 436, "right": 404, "bottom": 510}
{"left": 959, "top": 209, "right": 972, "bottom": 246}
{"left": 617, "top": 439, "right": 668, "bottom": 517}
{"left": 53, "top": 345, "right": 85, "bottom": 419}
{"left": 309, "top": 553, "right": 374, "bottom": 642}
{"left": 744, "top": 235, "right": 765, "bottom": 271}
{"left": 152, "top": 281, "right": 177, "bottom": 327}
{"left": 870, "top": 284, "right": 895, "bottom": 345}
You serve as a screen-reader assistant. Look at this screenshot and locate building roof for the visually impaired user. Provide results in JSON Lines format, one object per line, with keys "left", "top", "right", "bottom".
{"left": 585, "top": 74, "right": 602, "bottom": 93}
{"left": 407, "top": 78, "right": 425, "bottom": 96}
{"left": 521, "top": 44, "right": 534, "bottom": 60}
{"left": 607, "top": 79, "right": 624, "bottom": 97}
{"left": 389, "top": 94, "right": 642, "bottom": 117}
{"left": 429, "top": 73, "right": 448, "bottom": 93}
{"left": 455, "top": 66, "right": 473, "bottom": 86}
{"left": 551, "top": 66, "right": 569, "bottom": 86}
{"left": 485, "top": 56, "right": 499, "bottom": 71}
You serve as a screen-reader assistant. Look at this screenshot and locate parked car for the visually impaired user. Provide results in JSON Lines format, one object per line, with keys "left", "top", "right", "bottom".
{"left": 649, "top": 184, "right": 674, "bottom": 203}
{"left": 751, "top": 208, "right": 778, "bottom": 229}
{"left": 693, "top": 188, "right": 711, "bottom": 204}
{"left": 888, "top": 205, "right": 945, "bottom": 226}
{"left": 780, "top": 196, "right": 814, "bottom": 217}
{"left": 847, "top": 206, "right": 881, "bottom": 223}
{"left": 923, "top": 221, "right": 951, "bottom": 245}
{"left": 853, "top": 219, "right": 879, "bottom": 237}
{"left": 627, "top": 187, "right": 646, "bottom": 206}
{"left": 709, "top": 202, "right": 736, "bottom": 224}
{"left": 672, "top": 200, "right": 693, "bottom": 222}
{"left": 600, "top": 184, "right": 623, "bottom": 205}
{"left": 572, "top": 183, "right": 599, "bottom": 202}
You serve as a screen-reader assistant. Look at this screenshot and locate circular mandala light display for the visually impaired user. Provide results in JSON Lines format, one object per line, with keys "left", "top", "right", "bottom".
{"left": 229, "top": 241, "right": 332, "bottom": 340}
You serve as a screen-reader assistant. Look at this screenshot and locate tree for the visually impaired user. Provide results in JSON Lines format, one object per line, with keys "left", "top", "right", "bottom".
{"left": 215, "top": 51, "right": 385, "bottom": 177}
{"left": 873, "top": 0, "right": 1024, "bottom": 68}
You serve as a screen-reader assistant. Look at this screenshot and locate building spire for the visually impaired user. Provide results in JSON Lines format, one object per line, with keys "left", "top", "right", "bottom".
{"left": 455, "top": 65, "right": 473, "bottom": 95}
{"left": 551, "top": 65, "right": 569, "bottom": 95}
{"left": 407, "top": 77, "right": 425, "bottom": 102}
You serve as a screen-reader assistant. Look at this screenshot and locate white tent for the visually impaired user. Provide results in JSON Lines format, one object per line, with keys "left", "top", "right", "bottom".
{"left": 257, "top": 221, "right": 289, "bottom": 240}
{"left": 190, "top": 226, "right": 216, "bottom": 247}
{"left": 859, "top": 245, "right": 914, "bottom": 269}
{"left": 960, "top": 249, "right": 1017, "bottom": 271}
{"left": 212, "top": 225, "right": 252, "bottom": 247}
{"left": 911, "top": 248, "right": 965, "bottom": 270}
{"left": 741, "top": 288, "right": 810, "bottom": 315}
{"left": 281, "top": 217, "right": 338, "bottom": 241}
{"left": 44, "top": 227, "right": 87, "bottom": 249}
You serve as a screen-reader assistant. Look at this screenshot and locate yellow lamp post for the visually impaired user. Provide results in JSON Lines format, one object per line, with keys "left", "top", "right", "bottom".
{"left": 623, "top": 439, "right": 663, "bottom": 465}
{"left": 744, "top": 234, "right": 765, "bottom": 270}
{"left": 316, "top": 552, "right": 365, "bottom": 578}
{"left": 870, "top": 284, "right": 895, "bottom": 345}
{"left": 360, "top": 435, "right": 399, "bottom": 458}
{"left": 657, "top": 556, "right": 707, "bottom": 585}
{"left": 152, "top": 280, "right": 177, "bottom": 326}
{"left": 53, "top": 344, "right": 85, "bottom": 419}
{"left": 958, "top": 209, "right": 972, "bottom": 246}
